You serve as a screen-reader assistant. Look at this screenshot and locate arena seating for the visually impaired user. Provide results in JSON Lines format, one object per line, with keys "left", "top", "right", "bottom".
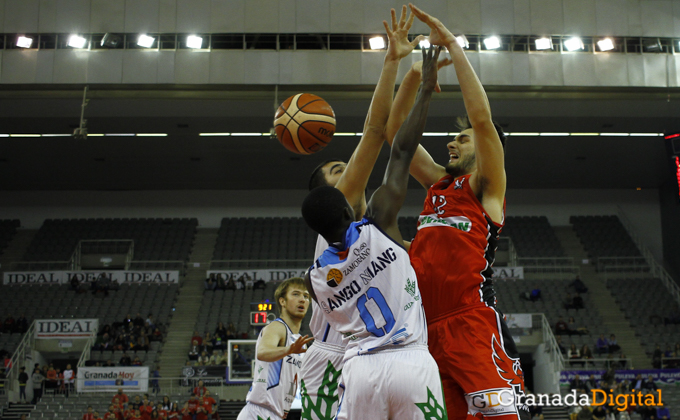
{"left": 0, "top": 283, "right": 178, "bottom": 366}
{"left": 570, "top": 215, "right": 642, "bottom": 260}
{"left": 19, "top": 218, "right": 197, "bottom": 270}
{"left": 0, "top": 219, "right": 20, "bottom": 256}
{"left": 607, "top": 277, "right": 680, "bottom": 357}
{"left": 501, "top": 216, "right": 565, "bottom": 258}
{"left": 494, "top": 278, "right": 609, "bottom": 356}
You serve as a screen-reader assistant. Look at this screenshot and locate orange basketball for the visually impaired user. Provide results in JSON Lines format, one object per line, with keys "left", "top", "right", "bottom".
{"left": 274, "top": 93, "right": 336, "bottom": 155}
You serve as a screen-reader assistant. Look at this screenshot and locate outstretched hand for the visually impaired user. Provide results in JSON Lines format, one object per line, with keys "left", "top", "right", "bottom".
{"left": 411, "top": 55, "right": 452, "bottom": 92}
{"left": 421, "top": 46, "right": 443, "bottom": 92}
{"left": 383, "top": 5, "right": 423, "bottom": 61}
{"left": 288, "top": 335, "right": 313, "bottom": 355}
{"left": 409, "top": 3, "right": 456, "bottom": 47}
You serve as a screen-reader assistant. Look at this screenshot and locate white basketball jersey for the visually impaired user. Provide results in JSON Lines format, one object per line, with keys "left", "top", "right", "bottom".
{"left": 308, "top": 218, "right": 427, "bottom": 362}
{"left": 246, "top": 319, "right": 303, "bottom": 418}
{"left": 307, "top": 235, "right": 346, "bottom": 349}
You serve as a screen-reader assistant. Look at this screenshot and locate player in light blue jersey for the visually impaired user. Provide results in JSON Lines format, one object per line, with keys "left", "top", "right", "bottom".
{"left": 238, "top": 277, "right": 313, "bottom": 420}
{"left": 301, "top": 45, "right": 447, "bottom": 420}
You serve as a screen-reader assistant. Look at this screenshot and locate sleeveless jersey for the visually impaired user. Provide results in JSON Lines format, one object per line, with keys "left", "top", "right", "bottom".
{"left": 308, "top": 218, "right": 427, "bottom": 361}
{"left": 409, "top": 174, "right": 504, "bottom": 324}
{"left": 245, "top": 318, "right": 303, "bottom": 418}
{"left": 307, "top": 235, "right": 345, "bottom": 349}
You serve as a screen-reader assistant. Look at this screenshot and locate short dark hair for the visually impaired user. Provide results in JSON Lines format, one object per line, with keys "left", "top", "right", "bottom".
{"left": 456, "top": 116, "right": 506, "bottom": 148}
{"left": 308, "top": 159, "right": 344, "bottom": 191}
{"left": 302, "top": 186, "right": 350, "bottom": 238}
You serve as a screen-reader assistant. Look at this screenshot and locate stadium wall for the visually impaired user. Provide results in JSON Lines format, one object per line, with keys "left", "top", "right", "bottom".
{"left": 0, "top": 188, "right": 663, "bottom": 261}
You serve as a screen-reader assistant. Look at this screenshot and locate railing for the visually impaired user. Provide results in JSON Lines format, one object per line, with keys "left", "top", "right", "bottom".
{"left": 597, "top": 256, "right": 650, "bottom": 273}
{"left": 562, "top": 357, "right": 633, "bottom": 370}
{"left": 7, "top": 321, "right": 37, "bottom": 395}
{"left": 72, "top": 376, "right": 228, "bottom": 399}
{"left": 617, "top": 206, "right": 680, "bottom": 306}
{"left": 209, "top": 259, "right": 311, "bottom": 270}
{"left": 539, "top": 313, "right": 565, "bottom": 373}
{"left": 77, "top": 328, "right": 99, "bottom": 369}
{"left": 128, "top": 261, "right": 186, "bottom": 274}
{"left": 518, "top": 258, "right": 578, "bottom": 277}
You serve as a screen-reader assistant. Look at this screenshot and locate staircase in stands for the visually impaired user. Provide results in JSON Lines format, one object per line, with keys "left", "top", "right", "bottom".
{"left": 157, "top": 228, "right": 218, "bottom": 380}
{"left": 554, "top": 226, "right": 652, "bottom": 368}
{"left": 1, "top": 402, "right": 33, "bottom": 420}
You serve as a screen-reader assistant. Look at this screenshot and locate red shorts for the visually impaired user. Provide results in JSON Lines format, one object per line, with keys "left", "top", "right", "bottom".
{"left": 428, "top": 306, "right": 530, "bottom": 420}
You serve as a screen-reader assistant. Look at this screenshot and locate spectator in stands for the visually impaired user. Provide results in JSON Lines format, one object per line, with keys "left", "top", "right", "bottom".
{"left": 212, "top": 333, "right": 224, "bottom": 352}
{"left": 161, "top": 396, "right": 171, "bottom": 411}
{"left": 133, "top": 313, "right": 145, "bottom": 328}
{"left": 205, "top": 274, "right": 217, "bottom": 291}
{"left": 63, "top": 364, "right": 74, "bottom": 396}
{"left": 236, "top": 277, "right": 245, "bottom": 290}
{"left": 146, "top": 314, "right": 156, "bottom": 329}
{"left": 607, "top": 334, "right": 620, "bottom": 353}
{"left": 83, "top": 406, "right": 95, "bottom": 420}
{"left": 3, "top": 316, "right": 14, "bottom": 334}
{"left": 643, "top": 375, "right": 657, "bottom": 391}
{"left": 630, "top": 374, "right": 644, "bottom": 391}
{"left": 104, "top": 406, "right": 116, "bottom": 420}
{"left": 581, "top": 345, "right": 594, "bottom": 365}
{"left": 188, "top": 340, "right": 202, "bottom": 361}
{"left": 254, "top": 279, "right": 266, "bottom": 290}
{"left": 131, "top": 395, "right": 142, "bottom": 410}
{"left": 104, "top": 360, "right": 115, "bottom": 367}
{"left": 568, "top": 344, "right": 582, "bottom": 367}
{"left": 577, "top": 405, "right": 593, "bottom": 420}
{"left": 665, "top": 346, "right": 678, "bottom": 368}
{"left": 141, "top": 398, "right": 154, "bottom": 418}
{"left": 194, "top": 380, "right": 208, "bottom": 397}
{"left": 113, "top": 387, "right": 129, "bottom": 404}
{"left": 120, "top": 352, "right": 132, "bottom": 366}
{"left": 132, "top": 356, "right": 143, "bottom": 366}
{"left": 196, "top": 397, "right": 210, "bottom": 420}
{"left": 570, "top": 275, "right": 588, "bottom": 294}
{"left": 18, "top": 367, "right": 28, "bottom": 403}
{"left": 151, "top": 327, "right": 163, "bottom": 342}
{"left": 214, "top": 323, "right": 227, "bottom": 341}
{"left": 570, "top": 374, "right": 587, "bottom": 394}
{"left": 585, "top": 374, "right": 599, "bottom": 393}
{"left": 110, "top": 278, "right": 120, "bottom": 291}
{"left": 226, "top": 323, "right": 236, "bottom": 339}
{"left": 181, "top": 402, "right": 192, "bottom": 420}
{"left": 203, "top": 333, "right": 213, "bottom": 355}
{"left": 572, "top": 293, "right": 584, "bottom": 310}
{"left": 15, "top": 315, "right": 28, "bottom": 334}
{"left": 204, "top": 390, "right": 216, "bottom": 414}
{"left": 592, "top": 406, "right": 606, "bottom": 420}
{"left": 31, "top": 367, "right": 44, "bottom": 404}
{"left": 657, "top": 403, "right": 670, "bottom": 420}
{"left": 191, "top": 331, "right": 203, "bottom": 346}
{"left": 225, "top": 278, "right": 236, "bottom": 291}
{"left": 168, "top": 402, "right": 180, "bottom": 419}
{"left": 197, "top": 351, "right": 210, "bottom": 366}
{"left": 123, "top": 314, "right": 133, "bottom": 326}
{"left": 131, "top": 409, "right": 142, "bottom": 420}
{"left": 95, "top": 333, "right": 113, "bottom": 351}
{"left": 136, "top": 335, "right": 150, "bottom": 352}
{"left": 150, "top": 409, "right": 162, "bottom": 420}
{"left": 596, "top": 334, "right": 608, "bottom": 355}
{"left": 151, "top": 366, "right": 160, "bottom": 395}
{"left": 244, "top": 274, "right": 254, "bottom": 290}
{"left": 556, "top": 336, "right": 566, "bottom": 354}
{"left": 615, "top": 353, "right": 628, "bottom": 369}
{"left": 187, "top": 395, "right": 200, "bottom": 418}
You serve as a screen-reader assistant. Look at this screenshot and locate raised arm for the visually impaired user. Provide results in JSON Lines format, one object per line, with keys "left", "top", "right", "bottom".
{"left": 411, "top": 4, "right": 506, "bottom": 217}
{"left": 384, "top": 60, "right": 450, "bottom": 189}
{"left": 256, "top": 322, "right": 311, "bottom": 362}
{"left": 366, "top": 46, "right": 441, "bottom": 241}
{"left": 335, "top": 6, "right": 422, "bottom": 217}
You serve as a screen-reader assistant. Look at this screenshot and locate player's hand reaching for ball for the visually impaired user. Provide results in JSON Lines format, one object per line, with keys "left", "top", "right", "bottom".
{"left": 383, "top": 5, "right": 423, "bottom": 61}
{"left": 287, "top": 335, "right": 313, "bottom": 355}
{"left": 411, "top": 56, "right": 452, "bottom": 93}
{"left": 409, "top": 3, "right": 456, "bottom": 48}
{"left": 421, "top": 46, "right": 443, "bottom": 92}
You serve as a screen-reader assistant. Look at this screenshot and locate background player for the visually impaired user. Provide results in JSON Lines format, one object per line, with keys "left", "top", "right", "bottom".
{"left": 237, "top": 278, "right": 312, "bottom": 420}
{"left": 379, "top": 4, "right": 530, "bottom": 419}
{"left": 302, "top": 45, "right": 446, "bottom": 420}
{"left": 299, "top": 6, "right": 436, "bottom": 420}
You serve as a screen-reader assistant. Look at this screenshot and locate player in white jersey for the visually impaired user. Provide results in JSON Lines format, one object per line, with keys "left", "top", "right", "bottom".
{"left": 299, "top": 6, "right": 442, "bottom": 420}
{"left": 301, "top": 45, "right": 447, "bottom": 420}
{"left": 238, "top": 277, "right": 313, "bottom": 420}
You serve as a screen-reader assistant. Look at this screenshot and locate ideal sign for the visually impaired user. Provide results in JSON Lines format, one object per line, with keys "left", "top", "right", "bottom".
{"left": 207, "top": 269, "right": 309, "bottom": 283}
{"left": 491, "top": 266, "right": 524, "bottom": 279}
{"left": 4, "top": 271, "right": 179, "bottom": 285}
{"left": 35, "top": 319, "right": 98, "bottom": 339}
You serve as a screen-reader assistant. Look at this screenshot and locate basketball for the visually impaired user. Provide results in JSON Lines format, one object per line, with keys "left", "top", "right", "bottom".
{"left": 274, "top": 93, "right": 336, "bottom": 155}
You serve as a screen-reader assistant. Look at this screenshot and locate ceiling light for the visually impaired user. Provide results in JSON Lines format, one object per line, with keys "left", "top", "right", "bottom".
{"left": 9, "top": 134, "right": 40, "bottom": 137}
{"left": 570, "top": 133, "right": 599, "bottom": 136}
{"left": 448, "top": 132, "right": 460, "bottom": 136}
{"left": 231, "top": 133, "right": 263, "bottom": 136}
{"left": 186, "top": 35, "right": 204, "bottom": 49}
{"left": 104, "top": 133, "right": 135, "bottom": 137}
{"left": 137, "top": 34, "right": 155, "bottom": 48}
{"left": 564, "top": 37, "right": 584, "bottom": 51}
{"left": 42, "top": 134, "right": 71, "bottom": 137}
{"left": 539, "top": 132, "right": 569, "bottom": 136}
{"left": 509, "top": 132, "right": 540, "bottom": 136}
{"left": 100, "top": 33, "right": 122, "bottom": 48}
{"left": 419, "top": 39, "right": 431, "bottom": 49}
{"left": 643, "top": 38, "right": 662, "bottom": 52}
{"left": 87, "top": 134, "right": 104, "bottom": 137}
{"left": 456, "top": 35, "right": 469, "bottom": 49}
{"left": 199, "top": 133, "right": 230, "bottom": 136}
{"left": 422, "top": 132, "right": 448, "bottom": 136}
{"left": 597, "top": 38, "right": 615, "bottom": 51}
{"left": 483, "top": 36, "right": 501, "bottom": 50}
{"left": 630, "top": 133, "right": 662, "bottom": 137}
{"left": 136, "top": 133, "right": 167, "bottom": 137}
{"left": 535, "top": 37, "right": 553, "bottom": 50}
{"left": 369, "top": 36, "right": 385, "bottom": 50}
{"left": 333, "top": 133, "right": 355, "bottom": 136}
{"left": 600, "top": 132, "right": 629, "bottom": 136}
{"left": 16, "top": 36, "right": 33, "bottom": 48}
{"left": 68, "top": 35, "right": 88, "bottom": 49}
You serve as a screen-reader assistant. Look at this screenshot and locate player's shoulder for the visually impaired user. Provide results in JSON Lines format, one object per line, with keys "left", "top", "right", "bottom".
{"left": 261, "top": 319, "right": 288, "bottom": 338}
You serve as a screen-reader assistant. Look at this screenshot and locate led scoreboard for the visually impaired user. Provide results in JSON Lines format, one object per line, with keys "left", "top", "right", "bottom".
{"left": 250, "top": 302, "right": 276, "bottom": 326}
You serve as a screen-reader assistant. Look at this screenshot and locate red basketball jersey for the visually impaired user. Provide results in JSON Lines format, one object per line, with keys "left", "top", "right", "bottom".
{"left": 409, "top": 174, "right": 504, "bottom": 324}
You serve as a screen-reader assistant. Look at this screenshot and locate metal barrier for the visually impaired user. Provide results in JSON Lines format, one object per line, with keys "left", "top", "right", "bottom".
{"left": 538, "top": 313, "right": 565, "bottom": 373}
{"left": 71, "top": 377, "right": 228, "bottom": 399}
{"left": 77, "top": 329, "right": 99, "bottom": 369}
{"left": 597, "top": 256, "right": 650, "bottom": 273}
{"left": 7, "top": 321, "right": 37, "bottom": 396}
{"left": 562, "top": 357, "right": 634, "bottom": 370}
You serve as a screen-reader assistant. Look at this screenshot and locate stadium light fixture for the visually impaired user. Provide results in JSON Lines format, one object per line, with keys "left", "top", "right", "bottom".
{"left": 68, "top": 35, "right": 88, "bottom": 49}
{"left": 419, "top": 39, "right": 431, "bottom": 49}
{"left": 483, "top": 36, "right": 501, "bottom": 50}
{"left": 16, "top": 36, "right": 33, "bottom": 48}
{"left": 597, "top": 38, "right": 615, "bottom": 51}
{"left": 186, "top": 35, "right": 204, "bottom": 49}
{"left": 137, "top": 34, "right": 155, "bottom": 48}
{"left": 564, "top": 37, "right": 584, "bottom": 51}
{"left": 101, "top": 33, "right": 122, "bottom": 48}
{"left": 535, "top": 37, "right": 553, "bottom": 50}
{"left": 456, "top": 35, "right": 469, "bottom": 49}
{"left": 369, "top": 36, "right": 385, "bottom": 50}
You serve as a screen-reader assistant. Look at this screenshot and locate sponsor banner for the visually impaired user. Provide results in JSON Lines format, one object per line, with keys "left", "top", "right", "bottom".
{"left": 560, "top": 369, "right": 680, "bottom": 385}
{"left": 35, "top": 319, "right": 98, "bottom": 339}
{"left": 3, "top": 270, "right": 179, "bottom": 285}
{"left": 182, "top": 365, "right": 225, "bottom": 386}
{"left": 506, "top": 313, "right": 533, "bottom": 328}
{"left": 492, "top": 266, "right": 524, "bottom": 279}
{"left": 207, "top": 269, "right": 308, "bottom": 283}
{"left": 77, "top": 367, "right": 149, "bottom": 393}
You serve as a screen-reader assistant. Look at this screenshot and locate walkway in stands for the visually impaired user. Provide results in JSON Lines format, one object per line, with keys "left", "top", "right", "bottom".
{"left": 0, "top": 229, "right": 36, "bottom": 276}
{"left": 554, "top": 226, "right": 651, "bottom": 368}
{"left": 157, "top": 228, "right": 218, "bottom": 380}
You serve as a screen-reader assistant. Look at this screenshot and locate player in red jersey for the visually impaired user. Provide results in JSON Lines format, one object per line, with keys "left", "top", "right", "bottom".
{"left": 383, "top": 4, "right": 530, "bottom": 420}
